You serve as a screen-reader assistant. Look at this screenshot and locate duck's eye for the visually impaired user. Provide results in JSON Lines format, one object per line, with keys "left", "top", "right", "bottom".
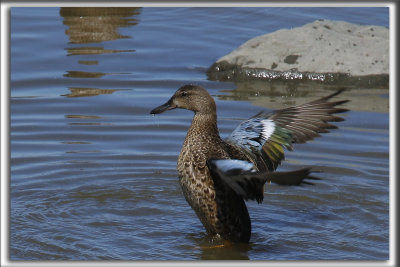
{"left": 181, "top": 91, "right": 187, "bottom": 97}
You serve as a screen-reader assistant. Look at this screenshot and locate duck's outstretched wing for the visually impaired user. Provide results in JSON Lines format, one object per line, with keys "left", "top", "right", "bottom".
{"left": 207, "top": 159, "right": 320, "bottom": 204}
{"left": 228, "top": 89, "right": 349, "bottom": 171}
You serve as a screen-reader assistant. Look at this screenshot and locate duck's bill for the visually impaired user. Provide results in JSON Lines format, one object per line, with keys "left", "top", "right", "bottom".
{"left": 150, "top": 99, "right": 176, "bottom": 114}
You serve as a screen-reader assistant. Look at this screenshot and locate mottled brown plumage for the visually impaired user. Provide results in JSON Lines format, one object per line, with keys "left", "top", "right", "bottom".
{"left": 150, "top": 85, "right": 349, "bottom": 243}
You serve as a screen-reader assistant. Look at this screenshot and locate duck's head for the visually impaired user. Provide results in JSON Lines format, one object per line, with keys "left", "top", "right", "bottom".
{"left": 150, "top": 85, "right": 216, "bottom": 115}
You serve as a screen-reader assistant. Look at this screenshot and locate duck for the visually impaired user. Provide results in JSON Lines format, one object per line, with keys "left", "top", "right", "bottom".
{"left": 150, "top": 84, "right": 349, "bottom": 243}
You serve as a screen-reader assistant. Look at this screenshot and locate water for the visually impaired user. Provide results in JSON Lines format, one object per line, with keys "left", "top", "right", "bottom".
{"left": 9, "top": 7, "right": 389, "bottom": 260}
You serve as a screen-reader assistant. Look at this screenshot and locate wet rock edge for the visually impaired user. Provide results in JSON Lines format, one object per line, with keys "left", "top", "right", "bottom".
{"left": 207, "top": 61, "right": 389, "bottom": 89}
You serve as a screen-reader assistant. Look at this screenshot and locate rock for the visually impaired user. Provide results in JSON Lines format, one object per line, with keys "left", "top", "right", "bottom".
{"left": 207, "top": 20, "right": 389, "bottom": 88}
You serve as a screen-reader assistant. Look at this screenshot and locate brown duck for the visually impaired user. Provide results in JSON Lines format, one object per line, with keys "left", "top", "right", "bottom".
{"left": 150, "top": 85, "right": 349, "bottom": 243}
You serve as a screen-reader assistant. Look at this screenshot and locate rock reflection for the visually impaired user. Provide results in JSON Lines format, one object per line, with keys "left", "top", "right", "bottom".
{"left": 217, "top": 81, "right": 388, "bottom": 113}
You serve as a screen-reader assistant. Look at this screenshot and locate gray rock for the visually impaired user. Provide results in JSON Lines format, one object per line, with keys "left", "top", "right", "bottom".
{"left": 207, "top": 20, "right": 389, "bottom": 87}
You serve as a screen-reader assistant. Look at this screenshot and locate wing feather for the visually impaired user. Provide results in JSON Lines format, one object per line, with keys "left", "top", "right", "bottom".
{"left": 206, "top": 159, "right": 322, "bottom": 203}
{"left": 228, "top": 89, "right": 349, "bottom": 171}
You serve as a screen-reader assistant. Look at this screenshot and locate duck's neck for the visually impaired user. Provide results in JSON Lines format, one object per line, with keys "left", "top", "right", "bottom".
{"left": 188, "top": 112, "right": 220, "bottom": 140}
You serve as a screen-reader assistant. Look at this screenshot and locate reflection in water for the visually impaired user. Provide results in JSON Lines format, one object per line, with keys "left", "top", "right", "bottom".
{"left": 65, "top": 114, "right": 110, "bottom": 126}
{"left": 199, "top": 246, "right": 250, "bottom": 260}
{"left": 60, "top": 7, "right": 140, "bottom": 89}
{"left": 218, "top": 81, "right": 388, "bottom": 113}
{"left": 218, "top": 81, "right": 334, "bottom": 108}
{"left": 62, "top": 141, "right": 91, "bottom": 144}
{"left": 63, "top": 71, "right": 107, "bottom": 79}
{"left": 65, "top": 115, "right": 101, "bottom": 119}
{"left": 66, "top": 47, "right": 135, "bottom": 56}
{"left": 67, "top": 122, "right": 111, "bottom": 126}
{"left": 197, "top": 242, "right": 251, "bottom": 260}
{"left": 65, "top": 150, "right": 102, "bottom": 154}
{"left": 63, "top": 114, "right": 111, "bottom": 150}
{"left": 219, "top": 81, "right": 302, "bottom": 105}
{"left": 60, "top": 7, "right": 140, "bottom": 44}
{"left": 185, "top": 233, "right": 251, "bottom": 260}
{"left": 78, "top": 60, "right": 98, "bottom": 65}
{"left": 62, "top": 88, "right": 119, "bottom": 97}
